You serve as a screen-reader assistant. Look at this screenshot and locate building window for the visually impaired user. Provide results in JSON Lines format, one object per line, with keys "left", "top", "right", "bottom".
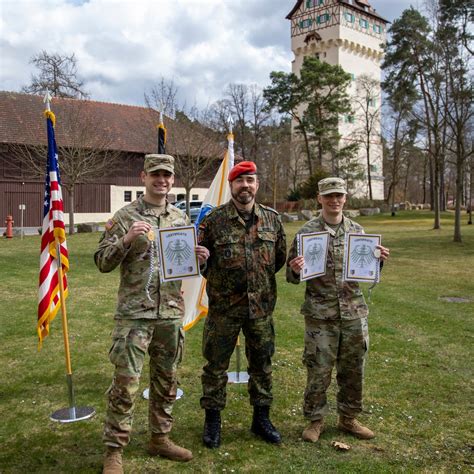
{"left": 370, "top": 164, "right": 377, "bottom": 172}
{"left": 359, "top": 18, "right": 368, "bottom": 29}
{"left": 299, "top": 18, "right": 313, "bottom": 28}
{"left": 306, "top": 0, "right": 323, "bottom": 7}
{"left": 345, "top": 115, "right": 355, "bottom": 124}
{"left": 350, "top": 73, "right": 356, "bottom": 81}
{"left": 317, "top": 13, "right": 330, "bottom": 24}
{"left": 192, "top": 194, "right": 199, "bottom": 200}
{"left": 124, "top": 191, "right": 132, "bottom": 202}
{"left": 136, "top": 191, "right": 144, "bottom": 199}
{"left": 368, "top": 98, "right": 377, "bottom": 107}
{"left": 373, "top": 24, "right": 383, "bottom": 34}
{"left": 344, "top": 12, "right": 355, "bottom": 23}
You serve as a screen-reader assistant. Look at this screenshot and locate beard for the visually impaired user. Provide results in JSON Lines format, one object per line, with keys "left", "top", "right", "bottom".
{"left": 231, "top": 187, "right": 255, "bottom": 205}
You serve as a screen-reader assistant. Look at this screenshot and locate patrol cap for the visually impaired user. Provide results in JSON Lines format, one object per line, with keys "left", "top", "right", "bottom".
{"left": 318, "top": 177, "right": 347, "bottom": 195}
{"left": 228, "top": 161, "right": 257, "bottom": 182}
{"left": 144, "top": 154, "right": 174, "bottom": 174}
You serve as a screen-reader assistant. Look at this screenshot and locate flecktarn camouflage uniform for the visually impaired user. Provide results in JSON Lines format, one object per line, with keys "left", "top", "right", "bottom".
{"left": 95, "top": 196, "right": 189, "bottom": 448}
{"left": 287, "top": 214, "right": 369, "bottom": 421}
{"left": 198, "top": 201, "right": 286, "bottom": 410}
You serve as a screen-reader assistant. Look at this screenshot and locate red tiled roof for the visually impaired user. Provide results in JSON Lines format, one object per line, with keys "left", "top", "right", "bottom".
{"left": 0, "top": 91, "right": 207, "bottom": 155}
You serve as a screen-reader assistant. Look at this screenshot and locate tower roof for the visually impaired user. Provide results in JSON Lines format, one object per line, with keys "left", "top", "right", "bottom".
{"left": 286, "top": 0, "right": 389, "bottom": 24}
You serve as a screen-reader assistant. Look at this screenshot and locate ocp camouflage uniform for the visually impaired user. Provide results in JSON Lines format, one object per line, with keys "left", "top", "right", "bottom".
{"left": 286, "top": 214, "right": 369, "bottom": 421}
{"left": 94, "top": 196, "right": 189, "bottom": 448}
{"left": 198, "top": 201, "right": 286, "bottom": 410}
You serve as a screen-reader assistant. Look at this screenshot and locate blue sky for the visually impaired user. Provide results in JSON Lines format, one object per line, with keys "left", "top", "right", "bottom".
{"left": 0, "top": 0, "right": 419, "bottom": 108}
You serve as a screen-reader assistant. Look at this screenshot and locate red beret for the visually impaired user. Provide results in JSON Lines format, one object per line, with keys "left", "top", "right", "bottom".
{"left": 228, "top": 161, "right": 257, "bottom": 182}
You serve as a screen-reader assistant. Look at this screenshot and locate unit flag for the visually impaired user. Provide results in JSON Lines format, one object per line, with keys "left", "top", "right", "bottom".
{"left": 181, "top": 132, "right": 235, "bottom": 330}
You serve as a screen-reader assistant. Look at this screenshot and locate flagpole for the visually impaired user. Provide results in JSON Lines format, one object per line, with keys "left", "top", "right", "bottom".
{"left": 55, "top": 238, "right": 76, "bottom": 412}
{"left": 42, "top": 91, "right": 95, "bottom": 423}
{"left": 49, "top": 240, "right": 95, "bottom": 423}
{"left": 226, "top": 114, "right": 248, "bottom": 385}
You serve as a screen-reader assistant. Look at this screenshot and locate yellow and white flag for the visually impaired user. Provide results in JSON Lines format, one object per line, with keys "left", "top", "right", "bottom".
{"left": 181, "top": 132, "right": 235, "bottom": 330}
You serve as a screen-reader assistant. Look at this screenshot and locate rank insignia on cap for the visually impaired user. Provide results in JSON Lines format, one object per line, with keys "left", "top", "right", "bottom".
{"left": 105, "top": 218, "right": 116, "bottom": 231}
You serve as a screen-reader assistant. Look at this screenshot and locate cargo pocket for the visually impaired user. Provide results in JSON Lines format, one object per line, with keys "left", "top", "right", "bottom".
{"left": 174, "top": 327, "right": 185, "bottom": 367}
{"left": 108, "top": 326, "right": 131, "bottom": 368}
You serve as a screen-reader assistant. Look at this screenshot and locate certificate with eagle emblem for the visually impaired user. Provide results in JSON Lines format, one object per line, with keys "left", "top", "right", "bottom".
{"left": 157, "top": 226, "right": 200, "bottom": 282}
{"left": 298, "top": 231, "right": 330, "bottom": 281}
{"left": 343, "top": 233, "right": 381, "bottom": 282}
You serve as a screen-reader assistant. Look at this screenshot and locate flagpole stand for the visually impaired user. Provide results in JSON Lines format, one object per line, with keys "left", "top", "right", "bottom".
{"left": 143, "top": 388, "right": 184, "bottom": 400}
{"left": 50, "top": 374, "right": 95, "bottom": 423}
{"left": 227, "top": 339, "right": 249, "bottom": 384}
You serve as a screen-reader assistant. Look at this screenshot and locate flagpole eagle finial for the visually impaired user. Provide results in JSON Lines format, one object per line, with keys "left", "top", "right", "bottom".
{"left": 43, "top": 89, "right": 52, "bottom": 111}
{"left": 227, "top": 114, "right": 234, "bottom": 133}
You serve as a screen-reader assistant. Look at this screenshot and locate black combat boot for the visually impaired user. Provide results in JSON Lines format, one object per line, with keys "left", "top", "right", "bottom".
{"left": 203, "top": 409, "right": 221, "bottom": 448}
{"left": 251, "top": 405, "right": 282, "bottom": 444}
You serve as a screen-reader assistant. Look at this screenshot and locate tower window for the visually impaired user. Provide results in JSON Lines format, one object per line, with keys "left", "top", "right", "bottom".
{"left": 317, "top": 13, "right": 330, "bottom": 24}
{"left": 344, "top": 12, "right": 355, "bottom": 23}
{"left": 306, "top": 0, "right": 323, "bottom": 7}
{"left": 124, "top": 191, "right": 132, "bottom": 202}
{"left": 373, "top": 24, "right": 383, "bottom": 34}
{"left": 359, "top": 18, "right": 369, "bottom": 29}
{"left": 299, "top": 18, "right": 313, "bottom": 28}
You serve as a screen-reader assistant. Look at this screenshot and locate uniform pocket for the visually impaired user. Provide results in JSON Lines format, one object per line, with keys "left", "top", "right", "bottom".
{"left": 108, "top": 326, "right": 131, "bottom": 367}
{"left": 257, "top": 231, "right": 277, "bottom": 266}
{"left": 215, "top": 236, "right": 243, "bottom": 269}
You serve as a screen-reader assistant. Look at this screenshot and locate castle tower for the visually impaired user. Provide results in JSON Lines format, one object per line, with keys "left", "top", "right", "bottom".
{"left": 286, "top": 0, "right": 388, "bottom": 200}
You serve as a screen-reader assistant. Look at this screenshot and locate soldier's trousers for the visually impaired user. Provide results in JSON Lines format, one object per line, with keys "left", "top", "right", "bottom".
{"left": 200, "top": 312, "right": 275, "bottom": 410}
{"left": 303, "top": 317, "right": 369, "bottom": 421}
{"left": 103, "top": 318, "right": 184, "bottom": 448}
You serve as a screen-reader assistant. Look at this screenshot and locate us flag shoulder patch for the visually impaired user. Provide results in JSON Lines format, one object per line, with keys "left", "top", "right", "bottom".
{"left": 105, "top": 218, "right": 116, "bottom": 231}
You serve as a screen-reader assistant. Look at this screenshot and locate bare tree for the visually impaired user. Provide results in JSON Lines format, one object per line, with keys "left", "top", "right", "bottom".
{"left": 22, "top": 51, "right": 88, "bottom": 99}
{"left": 144, "top": 78, "right": 178, "bottom": 120}
{"left": 10, "top": 100, "right": 121, "bottom": 233}
{"left": 354, "top": 75, "right": 382, "bottom": 200}
{"left": 174, "top": 109, "right": 224, "bottom": 214}
{"left": 225, "top": 84, "right": 250, "bottom": 160}
{"left": 248, "top": 85, "right": 271, "bottom": 168}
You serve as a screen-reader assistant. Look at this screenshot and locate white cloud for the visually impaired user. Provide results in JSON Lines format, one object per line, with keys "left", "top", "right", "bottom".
{"left": 0, "top": 0, "right": 416, "bottom": 108}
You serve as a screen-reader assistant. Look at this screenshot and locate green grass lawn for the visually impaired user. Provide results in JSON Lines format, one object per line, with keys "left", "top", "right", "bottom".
{"left": 0, "top": 211, "right": 473, "bottom": 473}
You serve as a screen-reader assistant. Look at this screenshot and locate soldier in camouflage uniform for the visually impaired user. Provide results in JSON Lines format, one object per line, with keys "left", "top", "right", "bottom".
{"left": 287, "top": 177, "right": 389, "bottom": 443}
{"left": 95, "top": 154, "right": 209, "bottom": 474}
{"left": 197, "top": 161, "right": 286, "bottom": 448}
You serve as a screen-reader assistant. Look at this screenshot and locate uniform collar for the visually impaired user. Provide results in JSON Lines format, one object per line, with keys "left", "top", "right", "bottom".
{"left": 317, "top": 213, "right": 348, "bottom": 236}
{"left": 226, "top": 200, "right": 261, "bottom": 220}
{"left": 137, "top": 195, "right": 171, "bottom": 217}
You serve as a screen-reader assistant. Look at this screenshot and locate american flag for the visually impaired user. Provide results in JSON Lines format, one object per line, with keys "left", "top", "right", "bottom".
{"left": 37, "top": 111, "right": 69, "bottom": 347}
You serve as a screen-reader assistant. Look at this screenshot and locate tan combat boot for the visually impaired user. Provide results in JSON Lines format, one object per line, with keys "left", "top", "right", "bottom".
{"left": 302, "top": 420, "right": 324, "bottom": 443}
{"left": 103, "top": 446, "right": 123, "bottom": 474}
{"left": 148, "top": 434, "right": 193, "bottom": 462}
{"left": 337, "top": 416, "right": 375, "bottom": 439}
